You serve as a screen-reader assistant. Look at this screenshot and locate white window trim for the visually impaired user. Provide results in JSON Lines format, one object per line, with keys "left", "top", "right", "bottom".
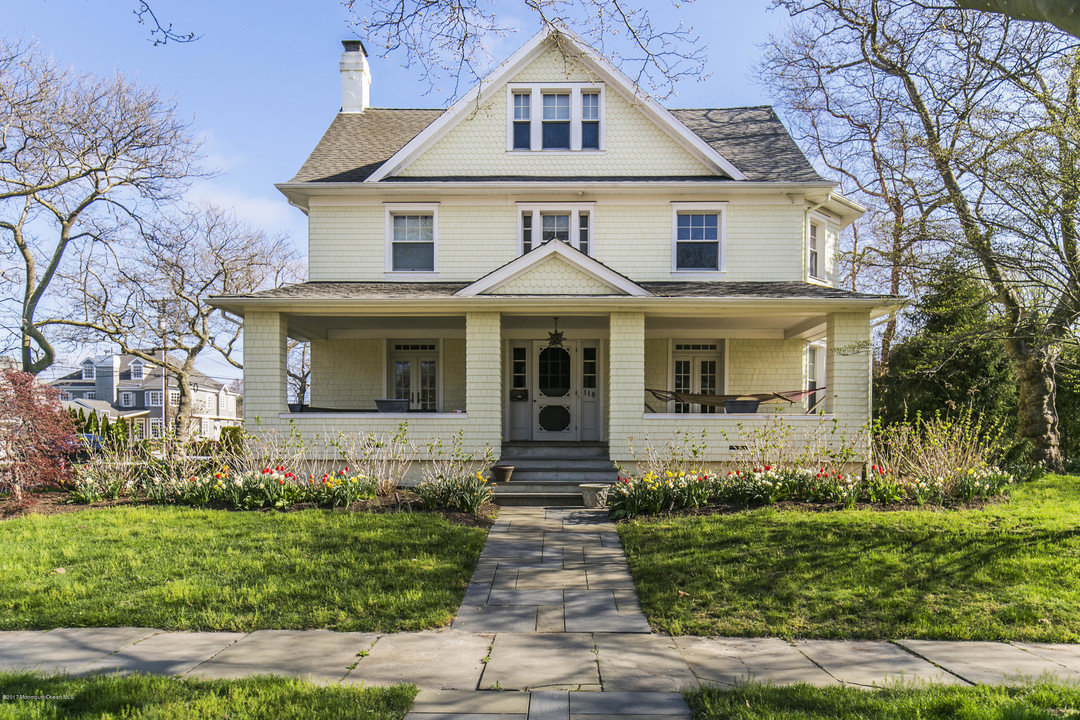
{"left": 671, "top": 202, "right": 727, "bottom": 275}
{"left": 386, "top": 339, "right": 443, "bottom": 412}
{"left": 147, "top": 390, "right": 163, "bottom": 407}
{"left": 518, "top": 202, "right": 595, "bottom": 255}
{"left": 85, "top": 392, "right": 95, "bottom": 400}
{"left": 58, "top": 391, "right": 72, "bottom": 401}
{"left": 505, "top": 82, "right": 606, "bottom": 153}
{"left": 807, "top": 211, "right": 830, "bottom": 285}
{"left": 149, "top": 417, "right": 164, "bottom": 439}
{"left": 129, "top": 359, "right": 144, "bottom": 380}
{"left": 384, "top": 203, "right": 439, "bottom": 276}
{"left": 119, "top": 391, "right": 134, "bottom": 408}
{"left": 81, "top": 362, "right": 95, "bottom": 380}
{"left": 169, "top": 389, "right": 181, "bottom": 406}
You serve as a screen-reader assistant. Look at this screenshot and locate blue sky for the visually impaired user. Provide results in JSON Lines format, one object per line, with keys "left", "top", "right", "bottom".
{"left": 7, "top": 1, "right": 791, "bottom": 378}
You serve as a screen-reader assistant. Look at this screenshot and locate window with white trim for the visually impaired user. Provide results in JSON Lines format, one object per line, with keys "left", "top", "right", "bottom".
{"left": 120, "top": 391, "right": 134, "bottom": 408}
{"left": 147, "top": 390, "right": 162, "bottom": 407}
{"left": 58, "top": 391, "right": 72, "bottom": 401}
{"left": 81, "top": 360, "right": 95, "bottom": 380}
{"left": 808, "top": 220, "right": 823, "bottom": 280}
{"left": 385, "top": 204, "right": 437, "bottom": 273}
{"left": 149, "top": 418, "right": 164, "bottom": 439}
{"left": 506, "top": 84, "right": 604, "bottom": 152}
{"left": 84, "top": 392, "right": 95, "bottom": 400}
{"left": 132, "top": 421, "right": 145, "bottom": 440}
{"left": 169, "top": 389, "right": 180, "bottom": 406}
{"left": 807, "top": 344, "right": 825, "bottom": 412}
{"left": 672, "top": 204, "right": 725, "bottom": 273}
{"left": 671, "top": 341, "right": 725, "bottom": 414}
{"left": 519, "top": 204, "right": 593, "bottom": 255}
{"left": 130, "top": 359, "right": 143, "bottom": 380}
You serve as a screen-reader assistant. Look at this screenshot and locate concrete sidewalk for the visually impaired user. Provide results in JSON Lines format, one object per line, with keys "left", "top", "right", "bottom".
{"left": 3, "top": 508, "right": 1080, "bottom": 718}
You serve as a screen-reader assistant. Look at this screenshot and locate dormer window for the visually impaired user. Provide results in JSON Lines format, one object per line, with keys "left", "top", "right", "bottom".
{"left": 130, "top": 359, "right": 144, "bottom": 380}
{"left": 507, "top": 84, "right": 604, "bottom": 152}
{"left": 81, "top": 360, "right": 95, "bottom": 380}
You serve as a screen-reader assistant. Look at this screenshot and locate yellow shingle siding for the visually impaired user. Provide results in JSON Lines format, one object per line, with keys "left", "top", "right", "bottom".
{"left": 442, "top": 338, "right": 467, "bottom": 412}
{"left": 727, "top": 338, "right": 806, "bottom": 413}
{"left": 397, "top": 45, "right": 713, "bottom": 178}
{"left": 309, "top": 339, "right": 383, "bottom": 409}
{"left": 490, "top": 256, "right": 618, "bottom": 294}
{"left": 243, "top": 312, "right": 287, "bottom": 429}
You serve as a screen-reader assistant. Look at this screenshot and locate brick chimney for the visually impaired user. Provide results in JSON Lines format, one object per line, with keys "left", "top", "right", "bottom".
{"left": 340, "top": 40, "right": 371, "bottom": 113}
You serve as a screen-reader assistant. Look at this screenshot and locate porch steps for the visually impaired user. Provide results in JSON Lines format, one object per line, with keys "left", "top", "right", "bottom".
{"left": 492, "top": 442, "right": 619, "bottom": 506}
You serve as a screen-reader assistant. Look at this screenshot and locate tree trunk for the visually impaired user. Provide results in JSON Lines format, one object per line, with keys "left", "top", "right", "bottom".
{"left": 1010, "top": 344, "right": 1063, "bottom": 471}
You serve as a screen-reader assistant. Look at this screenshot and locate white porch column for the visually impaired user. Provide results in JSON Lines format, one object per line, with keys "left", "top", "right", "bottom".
{"left": 243, "top": 311, "right": 288, "bottom": 428}
{"left": 465, "top": 311, "right": 502, "bottom": 450}
{"left": 608, "top": 311, "right": 645, "bottom": 463}
{"left": 825, "top": 311, "right": 872, "bottom": 455}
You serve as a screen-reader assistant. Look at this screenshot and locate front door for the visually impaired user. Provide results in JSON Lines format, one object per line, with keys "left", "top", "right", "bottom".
{"left": 533, "top": 340, "right": 577, "bottom": 440}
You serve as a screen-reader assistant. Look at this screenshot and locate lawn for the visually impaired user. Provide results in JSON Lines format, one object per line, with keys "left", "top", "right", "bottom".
{"left": 0, "top": 506, "right": 487, "bottom": 632}
{"left": 618, "top": 474, "right": 1080, "bottom": 641}
{"left": 0, "top": 672, "right": 415, "bottom": 719}
{"left": 687, "top": 682, "right": 1080, "bottom": 720}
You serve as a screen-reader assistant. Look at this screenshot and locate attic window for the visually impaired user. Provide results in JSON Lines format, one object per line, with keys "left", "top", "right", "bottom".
{"left": 130, "top": 360, "right": 144, "bottom": 380}
{"left": 81, "top": 361, "right": 95, "bottom": 380}
{"left": 507, "top": 84, "right": 604, "bottom": 153}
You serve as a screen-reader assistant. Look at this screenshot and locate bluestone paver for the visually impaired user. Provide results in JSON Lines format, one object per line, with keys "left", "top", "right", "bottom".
{"left": 529, "top": 691, "right": 570, "bottom": 720}
{"left": 1012, "top": 642, "right": 1080, "bottom": 674}
{"left": 593, "top": 634, "right": 697, "bottom": 692}
{"left": 795, "top": 639, "right": 965, "bottom": 686}
{"left": 348, "top": 630, "right": 492, "bottom": 690}
{"left": 483, "top": 633, "right": 599, "bottom": 690}
{"left": 78, "top": 631, "right": 245, "bottom": 677}
{"left": 0, "top": 627, "right": 156, "bottom": 674}
{"left": 187, "top": 629, "right": 375, "bottom": 683}
{"left": 674, "top": 636, "right": 837, "bottom": 687}
{"left": 568, "top": 691, "right": 690, "bottom": 716}
{"left": 898, "top": 639, "right": 1080, "bottom": 685}
{"left": 453, "top": 605, "right": 538, "bottom": 633}
{"left": 410, "top": 689, "right": 531, "bottom": 714}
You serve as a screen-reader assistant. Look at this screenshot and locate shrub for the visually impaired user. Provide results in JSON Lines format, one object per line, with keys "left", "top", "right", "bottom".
{"left": 0, "top": 369, "right": 75, "bottom": 499}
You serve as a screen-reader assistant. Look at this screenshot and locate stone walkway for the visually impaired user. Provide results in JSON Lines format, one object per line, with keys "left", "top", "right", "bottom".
{"left": 3, "top": 508, "right": 1080, "bottom": 718}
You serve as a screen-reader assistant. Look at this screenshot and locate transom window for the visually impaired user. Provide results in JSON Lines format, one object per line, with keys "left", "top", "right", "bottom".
{"left": 506, "top": 84, "right": 604, "bottom": 152}
{"left": 385, "top": 204, "right": 438, "bottom": 273}
{"left": 519, "top": 204, "right": 593, "bottom": 255}
{"left": 672, "top": 204, "right": 725, "bottom": 273}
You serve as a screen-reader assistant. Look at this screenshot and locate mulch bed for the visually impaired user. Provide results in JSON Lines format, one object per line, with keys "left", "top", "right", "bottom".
{"left": 638, "top": 495, "right": 1007, "bottom": 520}
{"left": 0, "top": 489, "right": 496, "bottom": 527}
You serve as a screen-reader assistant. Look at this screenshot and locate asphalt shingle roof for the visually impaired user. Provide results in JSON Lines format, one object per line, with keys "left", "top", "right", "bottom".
{"left": 290, "top": 106, "right": 825, "bottom": 184}
{"left": 224, "top": 281, "right": 891, "bottom": 301}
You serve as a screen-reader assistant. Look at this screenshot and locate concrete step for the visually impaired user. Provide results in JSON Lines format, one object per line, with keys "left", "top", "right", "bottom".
{"left": 495, "top": 459, "right": 618, "bottom": 472}
{"left": 499, "top": 442, "right": 609, "bottom": 460}
{"left": 503, "top": 470, "right": 619, "bottom": 483}
{"left": 492, "top": 480, "right": 616, "bottom": 494}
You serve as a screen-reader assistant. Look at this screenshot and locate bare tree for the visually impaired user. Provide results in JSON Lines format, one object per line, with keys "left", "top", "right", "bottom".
{"left": 0, "top": 38, "right": 200, "bottom": 375}
{"left": 770, "top": 0, "right": 1078, "bottom": 469}
{"left": 344, "top": 0, "right": 707, "bottom": 98}
{"left": 49, "top": 204, "right": 298, "bottom": 441}
{"left": 287, "top": 340, "right": 311, "bottom": 407}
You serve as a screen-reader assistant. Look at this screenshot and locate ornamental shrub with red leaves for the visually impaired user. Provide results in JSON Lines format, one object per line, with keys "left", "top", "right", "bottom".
{"left": 0, "top": 369, "right": 76, "bottom": 499}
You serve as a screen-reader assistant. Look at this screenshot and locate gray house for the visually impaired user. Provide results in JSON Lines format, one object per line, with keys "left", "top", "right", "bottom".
{"left": 50, "top": 353, "right": 241, "bottom": 440}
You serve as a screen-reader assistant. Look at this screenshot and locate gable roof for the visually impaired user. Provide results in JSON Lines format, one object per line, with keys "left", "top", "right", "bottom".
{"left": 457, "top": 240, "right": 650, "bottom": 297}
{"left": 289, "top": 105, "right": 824, "bottom": 184}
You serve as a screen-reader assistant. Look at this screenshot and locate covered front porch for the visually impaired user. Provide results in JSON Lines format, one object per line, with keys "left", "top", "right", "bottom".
{"left": 238, "top": 303, "right": 874, "bottom": 468}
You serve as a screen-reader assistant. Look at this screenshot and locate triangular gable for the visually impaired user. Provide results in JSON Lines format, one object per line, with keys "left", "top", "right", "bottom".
{"left": 366, "top": 25, "right": 747, "bottom": 182}
{"left": 457, "top": 240, "right": 651, "bottom": 296}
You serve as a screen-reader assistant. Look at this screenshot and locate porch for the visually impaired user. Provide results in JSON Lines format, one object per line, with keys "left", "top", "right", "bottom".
{"left": 241, "top": 306, "right": 871, "bottom": 469}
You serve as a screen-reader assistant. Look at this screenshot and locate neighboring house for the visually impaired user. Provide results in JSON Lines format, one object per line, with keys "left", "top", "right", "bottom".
{"left": 50, "top": 353, "right": 242, "bottom": 440}
{"left": 210, "top": 27, "right": 898, "bottom": 477}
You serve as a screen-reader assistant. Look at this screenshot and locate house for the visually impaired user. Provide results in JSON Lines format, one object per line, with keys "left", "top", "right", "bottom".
{"left": 209, "top": 27, "right": 897, "bottom": 482}
{"left": 49, "top": 353, "right": 242, "bottom": 440}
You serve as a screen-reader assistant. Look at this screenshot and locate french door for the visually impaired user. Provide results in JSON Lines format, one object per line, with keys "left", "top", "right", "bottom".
{"left": 389, "top": 345, "right": 438, "bottom": 411}
{"left": 673, "top": 355, "right": 720, "bottom": 414}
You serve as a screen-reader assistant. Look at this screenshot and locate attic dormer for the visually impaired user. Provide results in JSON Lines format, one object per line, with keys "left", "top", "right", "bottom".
{"left": 130, "top": 358, "right": 144, "bottom": 380}
{"left": 80, "top": 358, "right": 95, "bottom": 380}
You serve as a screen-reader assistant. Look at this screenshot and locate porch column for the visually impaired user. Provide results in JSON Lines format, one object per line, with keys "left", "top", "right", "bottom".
{"left": 825, "top": 311, "right": 872, "bottom": 445}
{"left": 243, "top": 311, "right": 288, "bottom": 428}
{"left": 465, "top": 311, "right": 502, "bottom": 450}
{"left": 608, "top": 311, "right": 645, "bottom": 463}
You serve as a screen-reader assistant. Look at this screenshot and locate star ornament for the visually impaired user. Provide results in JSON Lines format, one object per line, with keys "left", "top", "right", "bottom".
{"left": 547, "top": 329, "right": 565, "bottom": 348}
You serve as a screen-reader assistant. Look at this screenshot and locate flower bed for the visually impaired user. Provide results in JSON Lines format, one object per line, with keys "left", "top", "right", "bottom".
{"left": 608, "top": 464, "right": 1015, "bottom": 519}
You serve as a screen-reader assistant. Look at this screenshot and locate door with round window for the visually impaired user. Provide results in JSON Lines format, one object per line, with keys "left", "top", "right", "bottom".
{"left": 533, "top": 341, "right": 576, "bottom": 439}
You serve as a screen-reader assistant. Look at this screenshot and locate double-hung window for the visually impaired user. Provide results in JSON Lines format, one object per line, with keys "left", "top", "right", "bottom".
{"left": 507, "top": 84, "right": 604, "bottom": 152}
{"left": 672, "top": 203, "right": 725, "bottom": 272}
{"left": 513, "top": 93, "right": 531, "bottom": 150}
{"left": 130, "top": 360, "right": 143, "bottom": 380}
{"left": 120, "top": 391, "right": 134, "bottom": 408}
{"left": 519, "top": 204, "right": 593, "bottom": 255}
{"left": 808, "top": 218, "right": 824, "bottom": 280}
{"left": 147, "top": 390, "right": 162, "bottom": 407}
{"left": 385, "top": 204, "right": 438, "bottom": 273}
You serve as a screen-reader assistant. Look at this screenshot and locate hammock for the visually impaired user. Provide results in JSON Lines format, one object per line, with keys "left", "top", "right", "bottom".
{"left": 646, "top": 387, "right": 826, "bottom": 412}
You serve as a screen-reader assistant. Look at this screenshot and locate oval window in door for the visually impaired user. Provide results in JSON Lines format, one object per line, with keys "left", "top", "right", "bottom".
{"left": 537, "top": 347, "right": 571, "bottom": 397}
{"left": 538, "top": 404, "right": 571, "bottom": 432}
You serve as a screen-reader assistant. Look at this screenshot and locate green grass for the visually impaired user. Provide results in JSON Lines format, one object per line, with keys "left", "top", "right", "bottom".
{"left": 0, "top": 506, "right": 487, "bottom": 632}
{"left": 618, "top": 474, "right": 1080, "bottom": 641}
{"left": 687, "top": 683, "right": 1080, "bottom": 719}
{"left": 0, "top": 672, "right": 415, "bottom": 719}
